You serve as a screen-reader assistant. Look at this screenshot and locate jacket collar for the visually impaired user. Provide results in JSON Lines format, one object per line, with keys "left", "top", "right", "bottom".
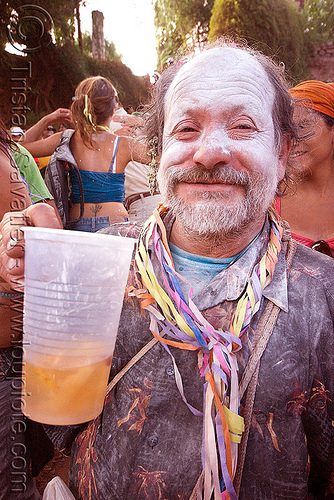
{"left": 160, "top": 211, "right": 289, "bottom": 313}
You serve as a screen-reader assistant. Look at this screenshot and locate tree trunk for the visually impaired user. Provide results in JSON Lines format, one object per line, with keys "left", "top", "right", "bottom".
{"left": 76, "top": 2, "right": 83, "bottom": 53}
{"left": 92, "top": 10, "right": 105, "bottom": 61}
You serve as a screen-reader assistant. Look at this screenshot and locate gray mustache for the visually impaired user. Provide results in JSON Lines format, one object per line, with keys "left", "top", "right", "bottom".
{"left": 168, "top": 165, "right": 250, "bottom": 185}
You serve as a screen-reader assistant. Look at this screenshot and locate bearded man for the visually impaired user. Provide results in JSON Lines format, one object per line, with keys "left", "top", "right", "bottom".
{"left": 0, "top": 42, "right": 334, "bottom": 500}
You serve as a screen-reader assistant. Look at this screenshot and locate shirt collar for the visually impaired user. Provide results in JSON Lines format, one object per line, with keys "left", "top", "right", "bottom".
{"left": 161, "top": 211, "right": 289, "bottom": 312}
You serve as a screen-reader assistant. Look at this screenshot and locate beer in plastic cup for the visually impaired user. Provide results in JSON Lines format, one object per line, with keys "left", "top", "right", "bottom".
{"left": 21, "top": 227, "right": 135, "bottom": 425}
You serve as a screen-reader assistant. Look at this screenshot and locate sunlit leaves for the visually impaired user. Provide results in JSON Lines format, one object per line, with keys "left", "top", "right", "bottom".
{"left": 208, "top": 0, "right": 309, "bottom": 81}
{"left": 154, "top": 0, "right": 214, "bottom": 70}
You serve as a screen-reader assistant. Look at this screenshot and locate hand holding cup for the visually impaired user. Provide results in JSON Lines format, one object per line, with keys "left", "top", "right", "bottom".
{"left": 0, "top": 204, "right": 62, "bottom": 290}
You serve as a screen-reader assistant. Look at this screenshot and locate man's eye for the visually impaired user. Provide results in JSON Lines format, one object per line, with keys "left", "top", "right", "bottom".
{"left": 232, "top": 122, "right": 256, "bottom": 130}
{"left": 180, "top": 126, "right": 196, "bottom": 132}
{"left": 173, "top": 126, "right": 198, "bottom": 139}
{"left": 229, "top": 123, "right": 257, "bottom": 139}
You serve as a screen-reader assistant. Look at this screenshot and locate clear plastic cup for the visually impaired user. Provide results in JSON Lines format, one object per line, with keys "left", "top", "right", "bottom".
{"left": 22, "top": 227, "right": 136, "bottom": 424}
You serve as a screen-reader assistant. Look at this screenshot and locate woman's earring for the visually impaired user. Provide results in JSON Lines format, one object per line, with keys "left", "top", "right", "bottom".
{"left": 148, "top": 136, "right": 159, "bottom": 195}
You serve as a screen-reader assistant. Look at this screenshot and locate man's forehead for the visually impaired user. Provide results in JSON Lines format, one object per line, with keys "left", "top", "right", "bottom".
{"left": 165, "top": 47, "right": 272, "bottom": 110}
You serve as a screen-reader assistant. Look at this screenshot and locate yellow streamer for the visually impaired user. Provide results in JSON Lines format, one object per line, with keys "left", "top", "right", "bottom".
{"left": 83, "top": 94, "right": 111, "bottom": 133}
{"left": 223, "top": 405, "right": 245, "bottom": 444}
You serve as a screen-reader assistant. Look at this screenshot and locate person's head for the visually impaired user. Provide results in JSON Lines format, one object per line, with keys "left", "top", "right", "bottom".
{"left": 289, "top": 80, "right": 334, "bottom": 176}
{"left": 9, "top": 126, "right": 24, "bottom": 141}
{"left": 58, "top": 122, "right": 71, "bottom": 133}
{"left": 147, "top": 41, "right": 295, "bottom": 240}
{"left": 71, "top": 76, "right": 117, "bottom": 146}
{"left": 41, "top": 125, "right": 56, "bottom": 139}
{"left": 125, "top": 105, "right": 135, "bottom": 114}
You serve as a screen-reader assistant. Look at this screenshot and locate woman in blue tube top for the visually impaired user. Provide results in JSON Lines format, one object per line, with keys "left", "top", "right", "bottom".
{"left": 21, "top": 76, "right": 149, "bottom": 232}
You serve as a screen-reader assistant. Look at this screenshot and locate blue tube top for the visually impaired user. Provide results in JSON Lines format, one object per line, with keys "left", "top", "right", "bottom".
{"left": 70, "top": 169, "right": 125, "bottom": 204}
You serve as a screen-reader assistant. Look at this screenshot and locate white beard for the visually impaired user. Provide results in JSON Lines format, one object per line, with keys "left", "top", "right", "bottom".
{"left": 157, "top": 164, "right": 279, "bottom": 239}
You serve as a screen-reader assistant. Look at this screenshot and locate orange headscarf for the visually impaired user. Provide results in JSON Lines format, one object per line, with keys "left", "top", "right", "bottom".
{"left": 289, "top": 80, "right": 334, "bottom": 119}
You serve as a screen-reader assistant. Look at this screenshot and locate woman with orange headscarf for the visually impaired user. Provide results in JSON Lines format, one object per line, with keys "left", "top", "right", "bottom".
{"left": 276, "top": 80, "right": 334, "bottom": 257}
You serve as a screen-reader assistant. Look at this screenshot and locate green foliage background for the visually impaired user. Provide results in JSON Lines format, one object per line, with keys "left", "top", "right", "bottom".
{"left": 154, "top": 0, "right": 215, "bottom": 70}
{"left": 303, "top": 0, "right": 334, "bottom": 46}
{"left": 153, "top": 0, "right": 333, "bottom": 84}
{"left": 208, "top": 0, "right": 308, "bottom": 82}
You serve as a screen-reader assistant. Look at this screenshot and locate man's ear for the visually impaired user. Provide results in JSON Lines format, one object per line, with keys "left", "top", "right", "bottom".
{"left": 278, "top": 135, "right": 292, "bottom": 181}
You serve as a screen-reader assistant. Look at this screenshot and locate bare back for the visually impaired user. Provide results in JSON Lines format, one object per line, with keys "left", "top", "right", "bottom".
{"left": 70, "top": 130, "right": 130, "bottom": 174}
{"left": 69, "top": 129, "right": 148, "bottom": 221}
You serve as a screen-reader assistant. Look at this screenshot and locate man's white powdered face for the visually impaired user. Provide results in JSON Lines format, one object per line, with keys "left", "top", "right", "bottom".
{"left": 158, "top": 47, "right": 287, "bottom": 240}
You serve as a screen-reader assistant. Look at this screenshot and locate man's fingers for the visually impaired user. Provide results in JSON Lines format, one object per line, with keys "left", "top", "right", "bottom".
{"left": 0, "top": 240, "right": 24, "bottom": 289}
{"left": 24, "top": 204, "right": 63, "bottom": 229}
{"left": 0, "top": 205, "right": 61, "bottom": 260}
{"left": 0, "top": 212, "right": 25, "bottom": 259}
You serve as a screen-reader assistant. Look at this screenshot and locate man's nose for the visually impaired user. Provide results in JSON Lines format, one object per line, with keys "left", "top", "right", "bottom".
{"left": 193, "top": 131, "right": 232, "bottom": 169}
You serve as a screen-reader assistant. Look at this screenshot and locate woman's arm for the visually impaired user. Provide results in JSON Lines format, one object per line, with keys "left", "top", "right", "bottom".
{"left": 128, "top": 137, "right": 150, "bottom": 165}
{"left": 0, "top": 151, "right": 32, "bottom": 346}
{"left": 117, "top": 136, "right": 150, "bottom": 171}
{"left": 21, "top": 108, "right": 72, "bottom": 143}
{"left": 113, "top": 113, "right": 150, "bottom": 167}
{"left": 22, "top": 132, "right": 62, "bottom": 158}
